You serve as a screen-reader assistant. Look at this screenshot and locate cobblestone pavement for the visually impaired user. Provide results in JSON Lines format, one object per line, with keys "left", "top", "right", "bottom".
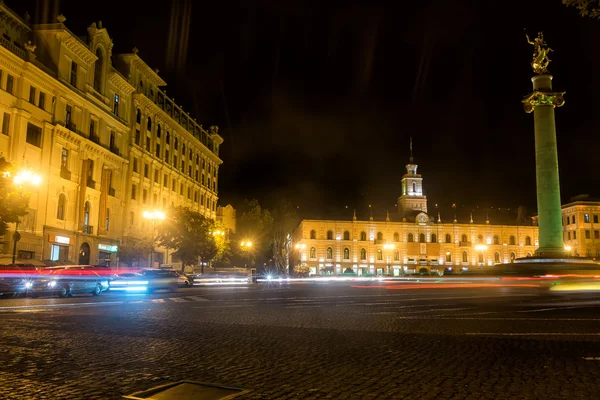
{"left": 2, "top": 283, "right": 600, "bottom": 399}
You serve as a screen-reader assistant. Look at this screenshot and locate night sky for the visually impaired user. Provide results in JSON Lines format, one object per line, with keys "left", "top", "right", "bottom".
{"left": 11, "top": 0, "right": 600, "bottom": 219}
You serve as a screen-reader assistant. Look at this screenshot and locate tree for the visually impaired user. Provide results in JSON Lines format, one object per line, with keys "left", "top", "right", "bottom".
{"left": 156, "top": 207, "right": 219, "bottom": 271}
{"left": 0, "top": 158, "right": 30, "bottom": 239}
{"left": 118, "top": 239, "right": 153, "bottom": 267}
{"left": 563, "top": 0, "right": 600, "bottom": 18}
{"left": 236, "top": 199, "right": 273, "bottom": 266}
{"left": 270, "top": 199, "right": 299, "bottom": 275}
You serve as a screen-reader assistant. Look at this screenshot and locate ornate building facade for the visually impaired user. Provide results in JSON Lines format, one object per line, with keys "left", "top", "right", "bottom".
{"left": 0, "top": 5, "right": 222, "bottom": 267}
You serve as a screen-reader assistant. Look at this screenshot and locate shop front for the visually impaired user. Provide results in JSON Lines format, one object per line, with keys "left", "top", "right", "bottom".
{"left": 97, "top": 243, "right": 119, "bottom": 267}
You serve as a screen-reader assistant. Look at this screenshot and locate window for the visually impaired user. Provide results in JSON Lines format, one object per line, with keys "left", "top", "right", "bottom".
{"left": 525, "top": 236, "right": 531, "bottom": 246}
{"left": 445, "top": 234, "right": 451, "bottom": 243}
{"left": 172, "top": 179, "right": 176, "bottom": 191}
{"left": 110, "top": 131, "right": 116, "bottom": 148}
{"left": 408, "top": 233, "right": 414, "bottom": 242}
{"left": 586, "top": 230, "right": 591, "bottom": 239}
{"left": 431, "top": 233, "right": 437, "bottom": 243}
{"left": 156, "top": 125, "right": 161, "bottom": 139}
{"left": 155, "top": 143, "right": 161, "bottom": 158}
{"left": 70, "top": 61, "right": 77, "bottom": 86}
{"left": 568, "top": 231, "right": 571, "bottom": 240}
{"left": 419, "top": 233, "right": 425, "bottom": 243}
{"left": 144, "top": 164, "right": 149, "bottom": 178}
{"left": 462, "top": 251, "right": 468, "bottom": 263}
{"left": 113, "top": 94, "right": 119, "bottom": 116}
{"left": 510, "top": 252, "right": 516, "bottom": 263}
{"left": 327, "top": 230, "right": 333, "bottom": 240}
{"left": 105, "top": 208, "right": 110, "bottom": 231}
{"left": 83, "top": 201, "right": 91, "bottom": 226}
{"left": 166, "top": 132, "right": 171, "bottom": 144}
{"left": 494, "top": 252, "right": 500, "bottom": 263}
{"left": 180, "top": 183, "right": 183, "bottom": 195}
{"left": 6, "top": 74, "right": 13, "bottom": 93}
{"left": 65, "top": 105, "right": 72, "bottom": 128}
{"left": 573, "top": 231, "right": 577, "bottom": 240}
{"left": 584, "top": 214, "right": 590, "bottom": 223}
{"left": 146, "top": 136, "right": 151, "bottom": 152}
{"left": 394, "top": 250, "right": 400, "bottom": 261}
{"left": 326, "top": 247, "right": 333, "bottom": 259}
{"left": 163, "top": 174, "right": 168, "bottom": 187}
{"left": 174, "top": 155, "right": 178, "bottom": 168}
{"left": 132, "top": 158, "right": 138, "bottom": 173}
{"left": 182, "top": 144, "right": 186, "bottom": 155}
{"left": 90, "top": 119, "right": 95, "bottom": 137}
{"left": 446, "top": 252, "right": 452, "bottom": 262}
{"left": 377, "top": 232, "right": 383, "bottom": 240}
{"left": 2, "top": 112, "right": 10, "bottom": 134}
{"left": 142, "top": 189, "right": 148, "bottom": 203}
{"left": 493, "top": 235, "right": 499, "bottom": 245}
{"left": 394, "top": 232, "right": 399, "bottom": 242}
{"left": 572, "top": 216, "right": 576, "bottom": 224}
{"left": 57, "top": 194, "right": 66, "bottom": 220}
{"left": 61, "top": 148, "right": 69, "bottom": 169}
{"left": 136, "top": 109, "right": 141, "bottom": 124}
{"left": 135, "top": 129, "right": 141, "bottom": 145}
{"left": 376, "top": 249, "right": 382, "bottom": 260}
{"left": 360, "top": 248, "right": 367, "bottom": 260}
{"left": 165, "top": 149, "right": 170, "bottom": 163}
{"left": 595, "top": 230, "right": 599, "bottom": 240}
{"left": 594, "top": 215, "right": 599, "bottom": 224}
{"left": 566, "top": 216, "right": 570, "bottom": 225}
{"left": 147, "top": 117, "right": 152, "bottom": 131}
{"left": 477, "top": 235, "right": 483, "bottom": 243}
{"left": 38, "top": 92, "right": 45, "bottom": 110}
{"left": 174, "top": 137, "right": 179, "bottom": 150}
{"left": 29, "top": 86, "right": 36, "bottom": 103}
{"left": 360, "top": 231, "right": 367, "bottom": 241}
{"left": 310, "top": 230, "right": 316, "bottom": 239}
{"left": 26, "top": 123, "right": 42, "bottom": 147}
{"left": 310, "top": 247, "right": 316, "bottom": 259}
{"left": 187, "top": 187, "right": 191, "bottom": 199}
{"left": 461, "top": 234, "right": 467, "bottom": 242}
{"left": 343, "top": 231, "right": 350, "bottom": 240}
{"left": 478, "top": 253, "right": 484, "bottom": 263}
{"left": 412, "top": 182, "right": 416, "bottom": 192}
{"left": 343, "top": 247, "right": 349, "bottom": 259}
{"left": 509, "top": 236, "right": 516, "bottom": 245}
{"left": 154, "top": 169, "right": 159, "bottom": 183}
{"left": 94, "top": 48, "right": 103, "bottom": 91}
{"left": 131, "top": 184, "right": 137, "bottom": 200}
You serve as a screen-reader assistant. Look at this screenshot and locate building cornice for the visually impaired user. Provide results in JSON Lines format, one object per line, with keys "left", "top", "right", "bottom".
{"left": 55, "top": 124, "right": 83, "bottom": 147}
{"left": 119, "top": 53, "right": 166, "bottom": 86}
{"left": 59, "top": 33, "right": 97, "bottom": 66}
{"left": 109, "top": 70, "right": 135, "bottom": 95}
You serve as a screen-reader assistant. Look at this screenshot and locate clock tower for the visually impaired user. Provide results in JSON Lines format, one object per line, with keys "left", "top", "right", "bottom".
{"left": 398, "top": 138, "right": 428, "bottom": 216}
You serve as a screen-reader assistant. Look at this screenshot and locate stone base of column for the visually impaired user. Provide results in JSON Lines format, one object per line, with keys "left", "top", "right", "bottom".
{"left": 534, "top": 247, "right": 568, "bottom": 258}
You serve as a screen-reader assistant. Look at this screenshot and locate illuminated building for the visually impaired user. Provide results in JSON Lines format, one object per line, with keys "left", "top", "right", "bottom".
{"left": 292, "top": 149, "right": 539, "bottom": 276}
{"left": 216, "top": 205, "right": 237, "bottom": 236}
{"left": 0, "top": 6, "right": 222, "bottom": 267}
{"left": 551, "top": 195, "right": 600, "bottom": 258}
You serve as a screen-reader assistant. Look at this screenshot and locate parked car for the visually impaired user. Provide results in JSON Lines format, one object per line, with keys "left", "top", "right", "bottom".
{"left": 109, "top": 269, "right": 180, "bottom": 292}
{"left": 39, "top": 265, "right": 110, "bottom": 297}
{"left": 0, "top": 264, "right": 41, "bottom": 296}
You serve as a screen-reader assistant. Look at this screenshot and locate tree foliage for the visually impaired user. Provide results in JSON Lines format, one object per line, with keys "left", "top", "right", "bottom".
{"left": 156, "top": 207, "right": 221, "bottom": 268}
{"left": 118, "top": 238, "right": 153, "bottom": 267}
{"left": 0, "top": 158, "right": 30, "bottom": 238}
{"left": 270, "top": 199, "right": 299, "bottom": 274}
{"left": 563, "top": 0, "right": 600, "bottom": 18}
{"left": 236, "top": 199, "right": 273, "bottom": 265}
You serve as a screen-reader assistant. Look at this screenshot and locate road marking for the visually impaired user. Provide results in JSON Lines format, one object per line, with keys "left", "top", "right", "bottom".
{"left": 285, "top": 305, "right": 323, "bottom": 309}
{"left": 186, "top": 296, "right": 209, "bottom": 302}
{"left": 0, "top": 301, "right": 124, "bottom": 310}
{"left": 395, "top": 316, "right": 600, "bottom": 321}
{"left": 517, "top": 306, "right": 586, "bottom": 313}
{"left": 169, "top": 297, "right": 189, "bottom": 303}
{"left": 151, "top": 299, "right": 165, "bottom": 303}
{"left": 466, "top": 332, "right": 600, "bottom": 336}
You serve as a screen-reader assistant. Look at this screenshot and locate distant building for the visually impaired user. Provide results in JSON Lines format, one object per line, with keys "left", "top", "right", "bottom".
{"left": 216, "top": 205, "right": 236, "bottom": 236}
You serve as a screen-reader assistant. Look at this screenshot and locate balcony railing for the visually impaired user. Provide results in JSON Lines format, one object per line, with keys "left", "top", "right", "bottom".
{"left": 108, "top": 187, "right": 116, "bottom": 197}
{"left": 66, "top": 122, "right": 77, "bottom": 132}
{"left": 86, "top": 178, "right": 95, "bottom": 189}
{"left": 89, "top": 134, "right": 100, "bottom": 144}
{"left": 110, "top": 145, "right": 120, "bottom": 156}
{"left": 82, "top": 225, "right": 94, "bottom": 235}
{"left": 459, "top": 241, "right": 472, "bottom": 247}
{"left": 59, "top": 168, "right": 71, "bottom": 180}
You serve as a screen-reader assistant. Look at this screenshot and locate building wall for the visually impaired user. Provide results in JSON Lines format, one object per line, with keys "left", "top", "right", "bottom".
{"left": 217, "top": 205, "right": 236, "bottom": 235}
{"left": 562, "top": 202, "right": 600, "bottom": 258}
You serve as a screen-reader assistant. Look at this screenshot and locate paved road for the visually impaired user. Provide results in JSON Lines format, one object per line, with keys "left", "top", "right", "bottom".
{"left": 2, "top": 281, "right": 600, "bottom": 399}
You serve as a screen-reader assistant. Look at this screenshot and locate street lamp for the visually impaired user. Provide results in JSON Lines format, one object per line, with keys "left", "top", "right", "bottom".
{"left": 474, "top": 244, "right": 488, "bottom": 268}
{"left": 383, "top": 243, "right": 395, "bottom": 275}
{"left": 143, "top": 210, "right": 166, "bottom": 268}
{"left": 11, "top": 169, "right": 42, "bottom": 264}
{"left": 240, "top": 240, "right": 253, "bottom": 269}
{"left": 564, "top": 245, "right": 572, "bottom": 256}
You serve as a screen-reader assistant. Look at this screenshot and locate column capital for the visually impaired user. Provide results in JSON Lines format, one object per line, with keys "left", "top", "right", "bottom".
{"left": 522, "top": 90, "right": 565, "bottom": 113}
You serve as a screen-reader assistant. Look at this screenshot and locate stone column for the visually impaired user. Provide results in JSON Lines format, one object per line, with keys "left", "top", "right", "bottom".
{"left": 523, "top": 75, "right": 565, "bottom": 257}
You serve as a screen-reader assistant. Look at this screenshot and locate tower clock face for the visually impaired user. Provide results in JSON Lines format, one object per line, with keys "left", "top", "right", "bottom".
{"left": 417, "top": 213, "right": 428, "bottom": 224}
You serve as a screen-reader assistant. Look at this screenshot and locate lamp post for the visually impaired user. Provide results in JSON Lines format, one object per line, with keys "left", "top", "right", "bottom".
{"left": 11, "top": 169, "right": 42, "bottom": 264}
{"left": 475, "top": 244, "right": 488, "bottom": 269}
{"left": 240, "top": 240, "right": 253, "bottom": 269}
{"left": 383, "top": 243, "right": 395, "bottom": 275}
{"left": 143, "top": 210, "right": 165, "bottom": 268}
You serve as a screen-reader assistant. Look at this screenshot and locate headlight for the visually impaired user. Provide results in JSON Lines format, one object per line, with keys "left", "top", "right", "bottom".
{"left": 266, "top": 275, "right": 273, "bottom": 281}
{"left": 24, "top": 281, "right": 33, "bottom": 288}
{"left": 47, "top": 281, "right": 57, "bottom": 288}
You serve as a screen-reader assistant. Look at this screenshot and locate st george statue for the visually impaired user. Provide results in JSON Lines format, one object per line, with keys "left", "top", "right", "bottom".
{"left": 526, "top": 31, "right": 552, "bottom": 74}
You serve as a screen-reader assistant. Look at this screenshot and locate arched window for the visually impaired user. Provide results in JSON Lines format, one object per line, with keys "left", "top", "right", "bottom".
{"left": 310, "top": 247, "right": 316, "bottom": 259}
{"left": 525, "top": 236, "right": 531, "bottom": 246}
{"left": 343, "top": 231, "right": 350, "bottom": 240}
{"left": 310, "top": 230, "right": 316, "bottom": 239}
{"left": 494, "top": 252, "right": 500, "bottom": 263}
{"left": 327, "top": 230, "right": 333, "bottom": 240}
{"left": 105, "top": 208, "right": 110, "bottom": 231}
{"left": 493, "top": 235, "right": 499, "bottom": 245}
{"left": 343, "top": 247, "right": 349, "bottom": 259}
{"left": 509, "top": 235, "right": 516, "bottom": 245}
{"left": 136, "top": 109, "right": 141, "bottom": 124}
{"left": 461, "top": 234, "right": 468, "bottom": 242}
{"left": 147, "top": 117, "right": 152, "bottom": 131}
{"left": 377, "top": 232, "right": 383, "bottom": 240}
{"left": 360, "top": 248, "right": 367, "bottom": 260}
{"left": 478, "top": 253, "right": 484, "bottom": 263}
{"left": 408, "top": 233, "right": 414, "bottom": 242}
{"left": 445, "top": 234, "right": 451, "bottom": 243}
{"left": 446, "top": 252, "right": 452, "bottom": 262}
{"left": 377, "top": 249, "right": 383, "bottom": 260}
{"left": 477, "top": 234, "right": 483, "bottom": 243}
{"left": 393, "top": 232, "right": 399, "bottom": 242}
{"left": 57, "top": 193, "right": 66, "bottom": 220}
{"left": 394, "top": 250, "right": 399, "bottom": 261}
{"left": 510, "top": 252, "right": 516, "bottom": 263}
{"left": 526, "top": 252, "right": 532, "bottom": 257}
{"left": 166, "top": 132, "right": 170, "bottom": 144}
{"left": 326, "top": 247, "right": 333, "bottom": 259}
{"left": 94, "top": 48, "right": 103, "bottom": 92}
{"left": 412, "top": 182, "right": 416, "bottom": 192}
{"left": 419, "top": 233, "right": 425, "bottom": 243}
{"left": 462, "top": 251, "right": 468, "bottom": 263}
{"left": 360, "top": 231, "right": 367, "bottom": 241}
{"left": 157, "top": 124, "right": 161, "bottom": 138}
{"left": 431, "top": 233, "right": 437, "bottom": 243}
{"left": 84, "top": 201, "right": 91, "bottom": 226}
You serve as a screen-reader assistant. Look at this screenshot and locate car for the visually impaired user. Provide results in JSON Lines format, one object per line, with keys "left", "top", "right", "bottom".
{"left": 38, "top": 266, "right": 110, "bottom": 297}
{"left": 109, "top": 269, "right": 180, "bottom": 292}
{"left": 0, "top": 265, "right": 42, "bottom": 296}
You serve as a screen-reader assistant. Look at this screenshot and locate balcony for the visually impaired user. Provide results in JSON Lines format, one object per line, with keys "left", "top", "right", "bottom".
{"left": 59, "top": 168, "right": 71, "bottom": 180}
{"left": 89, "top": 134, "right": 100, "bottom": 144}
{"left": 66, "top": 122, "right": 77, "bottom": 132}
{"left": 109, "top": 187, "right": 116, "bottom": 197}
{"left": 86, "top": 178, "right": 95, "bottom": 189}
{"left": 82, "top": 225, "right": 94, "bottom": 235}
{"left": 459, "top": 241, "right": 472, "bottom": 247}
{"left": 110, "top": 145, "right": 120, "bottom": 156}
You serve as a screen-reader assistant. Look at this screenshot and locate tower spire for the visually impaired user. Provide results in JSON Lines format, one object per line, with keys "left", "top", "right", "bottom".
{"left": 409, "top": 136, "right": 414, "bottom": 163}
